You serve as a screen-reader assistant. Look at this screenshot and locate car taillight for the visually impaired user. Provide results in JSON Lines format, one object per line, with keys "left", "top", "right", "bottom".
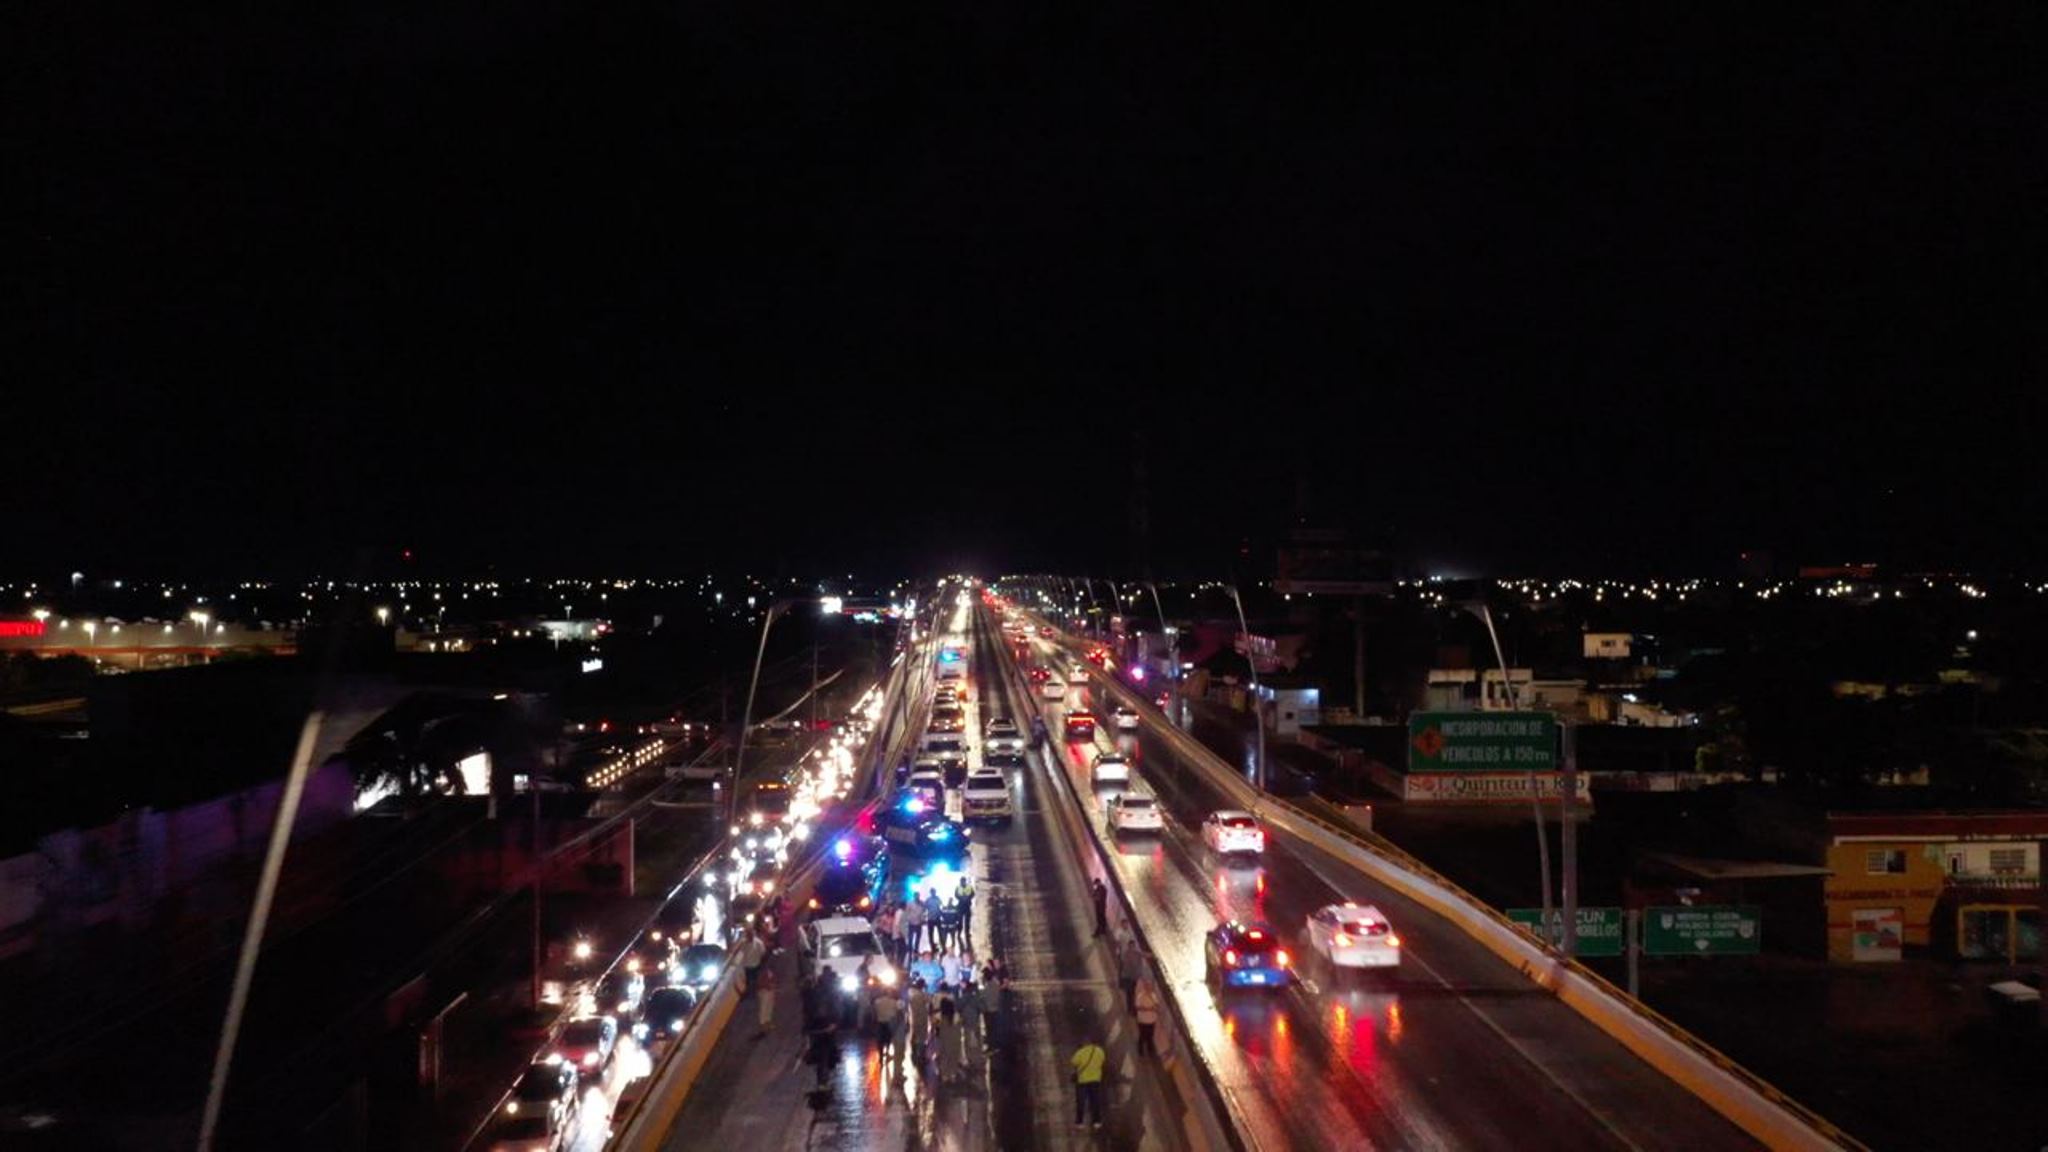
{"left": 807, "top": 897, "right": 819, "bottom": 908}
{"left": 1276, "top": 950, "right": 1290, "bottom": 967}
{"left": 1224, "top": 949, "right": 1239, "bottom": 966}
{"left": 582, "top": 1052, "right": 599, "bottom": 1065}
{"left": 858, "top": 896, "right": 871, "bottom": 908}
{"left": 1387, "top": 935, "right": 1401, "bottom": 948}
{"left": 1334, "top": 933, "right": 1352, "bottom": 947}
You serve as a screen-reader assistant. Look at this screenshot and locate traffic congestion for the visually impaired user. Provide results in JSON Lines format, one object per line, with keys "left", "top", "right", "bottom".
{"left": 473, "top": 684, "right": 891, "bottom": 1152}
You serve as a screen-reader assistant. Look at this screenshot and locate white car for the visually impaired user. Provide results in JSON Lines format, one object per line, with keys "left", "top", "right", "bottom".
{"left": 1106, "top": 792, "right": 1164, "bottom": 835}
{"left": 1201, "top": 810, "right": 1265, "bottom": 855}
{"left": 799, "top": 917, "right": 898, "bottom": 994}
{"left": 1110, "top": 705, "right": 1140, "bottom": 731}
{"left": 1040, "top": 678, "right": 1068, "bottom": 701}
{"left": 983, "top": 716, "right": 1026, "bottom": 756}
{"left": 1305, "top": 903, "right": 1402, "bottom": 970}
{"left": 1067, "top": 665, "right": 1090, "bottom": 684}
{"left": 1090, "top": 752, "right": 1131, "bottom": 786}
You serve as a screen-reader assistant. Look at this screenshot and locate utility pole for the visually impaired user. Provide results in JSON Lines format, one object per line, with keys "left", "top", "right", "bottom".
{"left": 1561, "top": 720, "right": 1579, "bottom": 958}
{"left": 530, "top": 768, "right": 542, "bottom": 1010}
{"left": 1352, "top": 594, "right": 1367, "bottom": 720}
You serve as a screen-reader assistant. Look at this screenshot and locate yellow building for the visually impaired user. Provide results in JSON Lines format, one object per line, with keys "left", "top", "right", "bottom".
{"left": 1825, "top": 812, "right": 2048, "bottom": 963}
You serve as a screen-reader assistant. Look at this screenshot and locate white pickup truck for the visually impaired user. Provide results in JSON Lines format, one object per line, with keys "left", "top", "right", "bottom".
{"left": 961, "top": 769, "right": 1014, "bottom": 824}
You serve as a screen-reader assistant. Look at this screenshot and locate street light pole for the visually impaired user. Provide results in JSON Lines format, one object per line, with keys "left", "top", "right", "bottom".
{"left": 1225, "top": 585, "right": 1266, "bottom": 794}
{"left": 1473, "top": 602, "right": 1558, "bottom": 951}
{"left": 728, "top": 600, "right": 793, "bottom": 829}
{"left": 1142, "top": 581, "right": 1178, "bottom": 716}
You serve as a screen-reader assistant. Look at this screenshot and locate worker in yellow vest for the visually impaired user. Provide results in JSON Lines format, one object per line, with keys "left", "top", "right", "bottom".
{"left": 1071, "top": 1035, "right": 1108, "bottom": 1129}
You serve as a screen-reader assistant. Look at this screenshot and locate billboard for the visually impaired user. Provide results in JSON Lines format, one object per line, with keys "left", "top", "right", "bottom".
{"left": 1273, "top": 539, "right": 1391, "bottom": 596}
{"left": 1402, "top": 772, "right": 1589, "bottom": 803}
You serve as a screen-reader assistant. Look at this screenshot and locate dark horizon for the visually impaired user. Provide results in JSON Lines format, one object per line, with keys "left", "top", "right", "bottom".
{"left": 11, "top": 5, "right": 2043, "bottom": 580}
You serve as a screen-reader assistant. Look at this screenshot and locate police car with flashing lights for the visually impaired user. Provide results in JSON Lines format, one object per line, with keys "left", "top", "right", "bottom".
{"left": 879, "top": 794, "right": 969, "bottom": 855}
{"left": 809, "top": 837, "right": 890, "bottom": 920}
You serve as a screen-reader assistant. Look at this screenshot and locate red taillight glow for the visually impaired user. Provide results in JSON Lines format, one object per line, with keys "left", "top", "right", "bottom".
{"left": 807, "top": 898, "right": 819, "bottom": 909}
{"left": 1387, "top": 935, "right": 1401, "bottom": 948}
{"left": 582, "top": 1052, "right": 599, "bottom": 1065}
{"left": 1224, "top": 949, "right": 1239, "bottom": 966}
{"left": 858, "top": 896, "right": 871, "bottom": 908}
{"left": 1276, "top": 950, "right": 1290, "bottom": 967}
{"left": 1334, "top": 933, "right": 1353, "bottom": 947}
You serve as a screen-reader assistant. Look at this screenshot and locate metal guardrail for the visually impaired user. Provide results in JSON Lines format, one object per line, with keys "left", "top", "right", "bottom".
{"left": 1054, "top": 629, "right": 1868, "bottom": 1152}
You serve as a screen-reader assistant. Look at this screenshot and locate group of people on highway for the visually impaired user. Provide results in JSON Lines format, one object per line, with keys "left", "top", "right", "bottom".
{"left": 873, "top": 884, "right": 975, "bottom": 958}
{"left": 796, "top": 953, "right": 1015, "bottom": 1089}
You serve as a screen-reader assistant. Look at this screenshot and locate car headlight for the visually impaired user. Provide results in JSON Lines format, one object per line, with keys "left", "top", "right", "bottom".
{"left": 505, "top": 1100, "right": 521, "bottom": 1115}
{"left": 701, "top": 965, "right": 719, "bottom": 982}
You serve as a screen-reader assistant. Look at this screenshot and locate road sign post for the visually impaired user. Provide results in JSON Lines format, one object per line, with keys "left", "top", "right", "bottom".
{"left": 1507, "top": 907, "right": 1625, "bottom": 958}
{"left": 1643, "top": 906, "right": 1763, "bottom": 956}
{"left": 1627, "top": 909, "right": 1640, "bottom": 996}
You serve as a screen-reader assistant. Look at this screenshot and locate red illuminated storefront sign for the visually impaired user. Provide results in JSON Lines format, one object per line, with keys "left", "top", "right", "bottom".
{"left": 0, "top": 620, "right": 46, "bottom": 637}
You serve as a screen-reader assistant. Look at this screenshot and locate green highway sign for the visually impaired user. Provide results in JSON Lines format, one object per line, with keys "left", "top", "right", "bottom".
{"left": 1408, "top": 711, "right": 1558, "bottom": 772}
{"left": 1506, "top": 907, "right": 1626, "bottom": 957}
{"left": 1644, "top": 906, "right": 1762, "bottom": 956}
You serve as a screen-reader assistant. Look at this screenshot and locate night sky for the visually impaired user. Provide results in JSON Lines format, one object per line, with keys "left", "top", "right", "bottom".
{"left": 10, "top": 4, "right": 2044, "bottom": 579}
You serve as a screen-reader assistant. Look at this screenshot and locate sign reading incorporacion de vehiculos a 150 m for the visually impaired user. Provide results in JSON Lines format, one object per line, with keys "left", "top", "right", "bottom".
{"left": 1399, "top": 710, "right": 1587, "bottom": 803}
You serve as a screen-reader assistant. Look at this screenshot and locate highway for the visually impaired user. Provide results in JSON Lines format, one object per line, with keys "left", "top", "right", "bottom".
{"left": 652, "top": 592, "right": 1184, "bottom": 1151}
{"left": 1004, "top": 608, "right": 1760, "bottom": 1152}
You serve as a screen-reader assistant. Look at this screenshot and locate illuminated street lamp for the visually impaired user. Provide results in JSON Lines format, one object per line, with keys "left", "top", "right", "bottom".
{"left": 728, "top": 599, "right": 801, "bottom": 827}
{"left": 1462, "top": 600, "right": 1563, "bottom": 954}
{"left": 1223, "top": 584, "right": 1266, "bottom": 794}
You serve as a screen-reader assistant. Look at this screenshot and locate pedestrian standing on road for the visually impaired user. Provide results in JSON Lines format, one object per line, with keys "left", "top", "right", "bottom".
{"left": 957, "top": 978, "right": 983, "bottom": 1058}
{"left": 756, "top": 962, "right": 779, "bottom": 1036}
{"left": 1071, "top": 1032, "right": 1109, "bottom": 1130}
{"left": 903, "top": 896, "right": 927, "bottom": 955}
{"left": 922, "top": 888, "right": 942, "bottom": 933}
{"left": 907, "top": 979, "right": 932, "bottom": 1068}
{"left": 957, "top": 879, "right": 976, "bottom": 941}
{"left": 799, "top": 966, "right": 821, "bottom": 1026}
{"left": 986, "top": 977, "right": 1016, "bottom": 1057}
{"left": 875, "top": 904, "right": 897, "bottom": 960}
{"left": 739, "top": 928, "right": 768, "bottom": 996}
{"left": 872, "top": 984, "right": 903, "bottom": 1064}
{"left": 935, "top": 998, "right": 963, "bottom": 1082}
{"left": 941, "top": 949, "right": 962, "bottom": 989}
{"left": 1117, "top": 933, "right": 1143, "bottom": 1012}
{"left": 1133, "top": 977, "right": 1160, "bottom": 1056}
{"left": 1090, "top": 878, "right": 1109, "bottom": 938}
{"left": 913, "top": 950, "right": 943, "bottom": 989}
{"left": 806, "top": 1011, "right": 838, "bottom": 1089}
